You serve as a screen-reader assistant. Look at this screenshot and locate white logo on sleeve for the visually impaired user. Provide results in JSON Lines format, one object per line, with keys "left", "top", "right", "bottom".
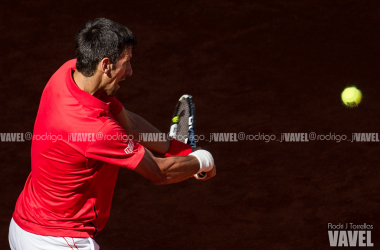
{"left": 124, "top": 140, "right": 134, "bottom": 154}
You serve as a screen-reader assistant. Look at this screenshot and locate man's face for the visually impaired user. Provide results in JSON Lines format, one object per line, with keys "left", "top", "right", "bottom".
{"left": 105, "top": 46, "right": 133, "bottom": 96}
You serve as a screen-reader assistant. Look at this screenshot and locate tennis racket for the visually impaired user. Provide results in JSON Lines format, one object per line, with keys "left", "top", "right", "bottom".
{"left": 169, "top": 94, "right": 206, "bottom": 178}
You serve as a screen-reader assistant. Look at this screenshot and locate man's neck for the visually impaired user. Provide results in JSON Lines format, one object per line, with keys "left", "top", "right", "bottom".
{"left": 73, "top": 70, "right": 103, "bottom": 97}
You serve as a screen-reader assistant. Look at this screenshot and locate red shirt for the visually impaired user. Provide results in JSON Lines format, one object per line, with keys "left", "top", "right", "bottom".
{"left": 13, "top": 59, "right": 145, "bottom": 238}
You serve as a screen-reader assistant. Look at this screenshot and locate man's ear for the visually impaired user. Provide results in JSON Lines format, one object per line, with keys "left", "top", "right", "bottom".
{"left": 99, "top": 58, "right": 112, "bottom": 74}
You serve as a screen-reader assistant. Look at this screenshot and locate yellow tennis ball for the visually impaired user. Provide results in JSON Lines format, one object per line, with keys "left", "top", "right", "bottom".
{"left": 172, "top": 116, "right": 179, "bottom": 123}
{"left": 341, "top": 87, "right": 362, "bottom": 107}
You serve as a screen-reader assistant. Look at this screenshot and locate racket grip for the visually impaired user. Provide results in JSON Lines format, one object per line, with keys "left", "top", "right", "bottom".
{"left": 196, "top": 172, "right": 207, "bottom": 179}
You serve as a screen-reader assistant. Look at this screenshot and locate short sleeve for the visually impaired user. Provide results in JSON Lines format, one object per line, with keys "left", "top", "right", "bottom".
{"left": 86, "top": 119, "right": 145, "bottom": 170}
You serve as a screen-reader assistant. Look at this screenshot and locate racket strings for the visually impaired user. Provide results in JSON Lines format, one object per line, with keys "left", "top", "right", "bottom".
{"left": 175, "top": 100, "right": 190, "bottom": 143}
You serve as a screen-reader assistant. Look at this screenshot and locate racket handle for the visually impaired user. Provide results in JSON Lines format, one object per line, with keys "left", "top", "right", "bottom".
{"left": 196, "top": 172, "right": 207, "bottom": 179}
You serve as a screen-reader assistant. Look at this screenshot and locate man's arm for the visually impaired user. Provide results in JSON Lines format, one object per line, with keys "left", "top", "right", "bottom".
{"left": 134, "top": 148, "right": 216, "bottom": 185}
{"left": 115, "top": 107, "right": 170, "bottom": 154}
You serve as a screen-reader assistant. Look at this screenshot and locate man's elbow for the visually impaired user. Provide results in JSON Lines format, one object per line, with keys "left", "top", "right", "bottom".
{"left": 150, "top": 173, "right": 169, "bottom": 185}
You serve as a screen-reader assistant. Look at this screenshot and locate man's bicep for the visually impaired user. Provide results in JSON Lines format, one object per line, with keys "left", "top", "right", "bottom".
{"left": 133, "top": 149, "right": 165, "bottom": 185}
{"left": 115, "top": 107, "right": 139, "bottom": 132}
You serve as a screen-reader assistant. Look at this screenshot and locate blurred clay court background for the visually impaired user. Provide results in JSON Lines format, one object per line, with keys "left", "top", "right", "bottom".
{"left": 1, "top": 0, "right": 380, "bottom": 249}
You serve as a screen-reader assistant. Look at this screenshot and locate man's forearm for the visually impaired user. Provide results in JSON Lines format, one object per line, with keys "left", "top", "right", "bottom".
{"left": 154, "top": 155, "right": 201, "bottom": 185}
{"left": 133, "top": 149, "right": 200, "bottom": 185}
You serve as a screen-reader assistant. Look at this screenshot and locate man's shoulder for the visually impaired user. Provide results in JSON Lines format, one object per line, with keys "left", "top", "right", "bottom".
{"left": 53, "top": 59, "right": 77, "bottom": 78}
{"left": 60, "top": 59, "right": 77, "bottom": 70}
{"left": 43, "top": 59, "right": 76, "bottom": 89}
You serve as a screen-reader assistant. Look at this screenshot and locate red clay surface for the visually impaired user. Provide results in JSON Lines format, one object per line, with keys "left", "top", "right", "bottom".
{"left": 1, "top": 0, "right": 380, "bottom": 249}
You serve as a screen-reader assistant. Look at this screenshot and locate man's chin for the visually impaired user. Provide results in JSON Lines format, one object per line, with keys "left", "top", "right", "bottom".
{"left": 105, "top": 85, "right": 119, "bottom": 96}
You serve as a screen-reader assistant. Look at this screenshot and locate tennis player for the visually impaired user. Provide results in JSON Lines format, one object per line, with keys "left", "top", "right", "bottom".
{"left": 8, "top": 18, "right": 216, "bottom": 250}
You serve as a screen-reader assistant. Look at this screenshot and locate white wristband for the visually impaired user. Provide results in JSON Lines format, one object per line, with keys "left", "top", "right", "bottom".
{"left": 189, "top": 150, "right": 214, "bottom": 174}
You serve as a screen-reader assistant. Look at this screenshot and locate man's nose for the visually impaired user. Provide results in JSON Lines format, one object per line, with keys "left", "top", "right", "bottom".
{"left": 125, "top": 64, "right": 133, "bottom": 76}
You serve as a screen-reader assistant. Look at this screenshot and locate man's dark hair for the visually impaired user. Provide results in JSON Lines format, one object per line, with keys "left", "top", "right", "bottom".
{"left": 75, "top": 18, "right": 137, "bottom": 77}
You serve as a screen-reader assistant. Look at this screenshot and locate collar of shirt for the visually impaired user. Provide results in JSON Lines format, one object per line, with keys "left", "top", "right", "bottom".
{"left": 66, "top": 66, "right": 111, "bottom": 115}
